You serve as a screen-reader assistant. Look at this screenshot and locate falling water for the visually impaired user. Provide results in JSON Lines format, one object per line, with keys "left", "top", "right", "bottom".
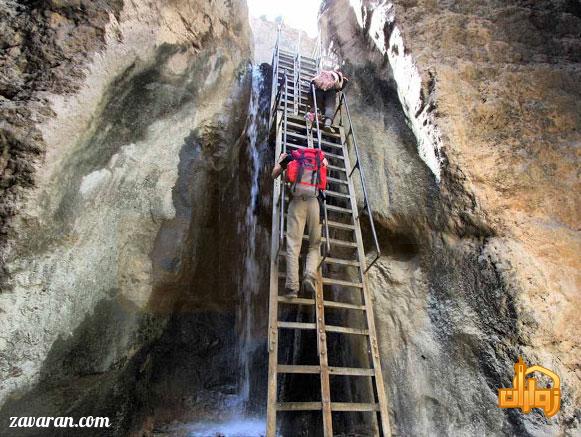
{"left": 184, "top": 66, "right": 268, "bottom": 437}
{"left": 238, "top": 65, "right": 265, "bottom": 409}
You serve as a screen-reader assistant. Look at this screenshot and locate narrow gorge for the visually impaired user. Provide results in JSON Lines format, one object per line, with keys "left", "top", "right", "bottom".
{"left": 0, "top": 0, "right": 579, "bottom": 436}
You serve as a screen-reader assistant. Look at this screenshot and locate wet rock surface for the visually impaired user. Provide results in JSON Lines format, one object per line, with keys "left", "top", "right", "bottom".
{"left": 0, "top": 0, "right": 253, "bottom": 434}
{"left": 321, "top": 0, "right": 580, "bottom": 435}
{"left": 0, "top": 0, "right": 579, "bottom": 435}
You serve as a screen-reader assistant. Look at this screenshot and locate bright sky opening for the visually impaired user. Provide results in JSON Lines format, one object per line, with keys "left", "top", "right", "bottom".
{"left": 247, "top": 0, "right": 322, "bottom": 37}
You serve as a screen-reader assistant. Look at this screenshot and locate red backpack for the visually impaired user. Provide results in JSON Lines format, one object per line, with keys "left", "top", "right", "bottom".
{"left": 286, "top": 149, "right": 327, "bottom": 195}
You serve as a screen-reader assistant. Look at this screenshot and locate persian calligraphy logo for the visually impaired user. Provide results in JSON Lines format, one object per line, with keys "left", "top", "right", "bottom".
{"left": 498, "top": 356, "right": 560, "bottom": 417}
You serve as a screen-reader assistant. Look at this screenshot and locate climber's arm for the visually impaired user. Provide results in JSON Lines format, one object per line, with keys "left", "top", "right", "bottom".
{"left": 271, "top": 163, "right": 283, "bottom": 179}
{"left": 271, "top": 153, "right": 291, "bottom": 179}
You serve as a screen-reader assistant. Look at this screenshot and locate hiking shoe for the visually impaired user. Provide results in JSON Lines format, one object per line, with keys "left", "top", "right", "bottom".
{"left": 284, "top": 287, "right": 298, "bottom": 299}
{"left": 324, "top": 118, "right": 332, "bottom": 128}
{"left": 302, "top": 276, "right": 317, "bottom": 295}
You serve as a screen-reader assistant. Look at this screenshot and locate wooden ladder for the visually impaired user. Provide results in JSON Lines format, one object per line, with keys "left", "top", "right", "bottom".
{"left": 267, "top": 43, "right": 392, "bottom": 437}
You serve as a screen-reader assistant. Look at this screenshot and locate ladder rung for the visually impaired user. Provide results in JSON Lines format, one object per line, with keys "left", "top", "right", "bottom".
{"left": 278, "top": 251, "right": 360, "bottom": 267}
{"left": 277, "top": 402, "right": 321, "bottom": 411}
{"left": 282, "top": 144, "right": 343, "bottom": 159}
{"left": 282, "top": 213, "right": 354, "bottom": 230}
{"left": 282, "top": 90, "right": 309, "bottom": 98}
{"left": 279, "top": 98, "right": 307, "bottom": 105}
{"left": 327, "top": 176, "right": 348, "bottom": 185}
{"left": 286, "top": 132, "right": 343, "bottom": 149}
{"left": 294, "top": 60, "right": 317, "bottom": 70}
{"left": 329, "top": 367, "right": 374, "bottom": 376}
{"left": 284, "top": 144, "right": 345, "bottom": 161}
{"left": 277, "top": 271, "right": 361, "bottom": 283}
{"left": 284, "top": 83, "right": 311, "bottom": 89}
{"left": 325, "top": 190, "right": 350, "bottom": 199}
{"left": 278, "top": 49, "right": 299, "bottom": 56}
{"left": 279, "top": 99, "right": 307, "bottom": 106}
{"left": 278, "top": 296, "right": 315, "bottom": 305}
{"left": 278, "top": 364, "right": 320, "bottom": 374}
{"left": 284, "top": 119, "right": 340, "bottom": 139}
{"left": 279, "top": 296, "right": 365, "bottom": 311}
{"left": 286, "top": 113, "right": 310, "bottom": 122}
{"left": 323, "top": 278, "right": 363, "bottom": 288}
{"left": 326, "top": 237, "right": 357, "bottom": 248}
{"left": 326, "top": 325, "right": 369, "bottom": 335}
{"left": 326, "top": 204, "right": 353, "bottom": 214}
{"left": 285, "top": 121, "right": 307, "bottom": 130}
{"left": 296, "top": 61, "right": 316, "bottom": 68}
{"left": 328, "top": 164, "right": 346, "bottom": 172}
{"left": 324, "top": 301, "right": 366, "bottom": 311}
{"left": 289, "top": 121, "right": 340, "bottom": 146}
{"left": 300, "top": 235, "right": 357, "bottom": 248}
{"left": 331, "top": 402, "right": 379, "bottom": 412}
{"left": 326, "top": 219, "right": 355, "bottom": 230}
{"left": 321, "top": 130, "right": 341, "bottom": 138}
{"left": 322, "top": 256, "right": 360, "bottom": 267}
{"left": 283, "top": 95, "right": 310, "bottom": 103}
{"left": 278, "top": 321, "right": 316, "bottom": 330}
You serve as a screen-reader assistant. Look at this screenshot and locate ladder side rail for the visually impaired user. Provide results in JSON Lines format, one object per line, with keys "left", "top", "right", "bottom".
{"left": 309, "top": 55, "right": 333, "bottom": 435}
{"left": 331, "top": 92, "right": 344, "bottom": 127}
{"left": 293, "top": 53, "right": 299, "bottom": 114}
{"left": 296, "top": 52, "right": 302, "bottom": 115}
{"left": 269, "top": 79, "right": 284, "bottom": 132}
{"left": 310, "top": 83, "right": 331, "bottom": 266}
{"left": 277, "top": 73, "right": 289, "bottom": 256}
{"left": 341, "top": 92, "right": 381, "bottom": 273}
{"left": 339, "top": 127, "right": 391, "bottom": 437}
{"left": 315, "top": 270, "right": 333, "bottom": 437}
{"left": 267, "top": 110, "right": 284, "bottom": 437}
{"left": 269, "top": 25, "right": 282, "bottom": 128}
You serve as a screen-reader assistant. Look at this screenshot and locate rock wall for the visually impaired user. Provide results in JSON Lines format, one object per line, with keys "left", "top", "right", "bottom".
{"left": 251, "top": 16, "right": 318, "bottom": 64}
{"left": 0, "top": 0, "right": 252, "bottom": 434}
{"left": 320, "top": 0, "right": 580, "bottom": 435}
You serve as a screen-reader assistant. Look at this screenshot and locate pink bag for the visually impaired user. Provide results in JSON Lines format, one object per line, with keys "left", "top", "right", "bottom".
{"left": 312, "top": 71, "right": 339, "bottom": 91}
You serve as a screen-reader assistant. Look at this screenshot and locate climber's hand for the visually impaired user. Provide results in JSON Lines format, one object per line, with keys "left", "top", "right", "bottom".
{"left": 278, "top": 153, "right": 288, "bottom": 164}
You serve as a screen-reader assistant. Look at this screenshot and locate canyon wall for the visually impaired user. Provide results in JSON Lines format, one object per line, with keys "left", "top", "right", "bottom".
{"left": 320, "top": 0, "right": 580, "bottom": 435}
{"left": 1, "top": 0, "right": 578, "bottom": 435}
{"left": 251, "top": 16, "right": 318, "bottom": 64}
{"left": 0, "top": 0, "right": 253, "bottom": 434}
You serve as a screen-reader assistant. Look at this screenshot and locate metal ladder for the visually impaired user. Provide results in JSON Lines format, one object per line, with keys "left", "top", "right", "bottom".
{"left": 267, "top": 30, "right": 392, "bottom": 437}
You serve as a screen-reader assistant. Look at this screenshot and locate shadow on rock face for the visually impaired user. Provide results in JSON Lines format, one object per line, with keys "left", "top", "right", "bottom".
{"left": 0, "top": 297, "right": 156, "bottom": 436}
{"left": 0, "top": 33, "right": 257, "bottom": 434}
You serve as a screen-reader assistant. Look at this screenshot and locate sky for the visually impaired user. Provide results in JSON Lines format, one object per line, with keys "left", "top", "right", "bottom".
{"left": 247, "top": 0, "right": 322, "bottom": 37}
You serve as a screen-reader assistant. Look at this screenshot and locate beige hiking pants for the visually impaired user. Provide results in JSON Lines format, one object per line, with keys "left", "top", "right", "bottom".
{"left": 285, "top": 195, "right": 321, "bottom": 292}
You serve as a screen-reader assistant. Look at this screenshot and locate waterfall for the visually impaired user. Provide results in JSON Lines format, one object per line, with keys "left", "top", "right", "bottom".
{"left": 238, "top": 65, "right": 265, "bottom": 408}
{"left": 184, "top": 65, "right": 269, "bottom": 436}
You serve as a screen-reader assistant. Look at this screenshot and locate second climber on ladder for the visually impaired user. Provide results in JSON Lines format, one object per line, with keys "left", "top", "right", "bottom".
{"left": 271, "top": 148, "right": 328, "bottom": 298}
{"left": 308, "top": 68, "right": 349, "bottom": 129}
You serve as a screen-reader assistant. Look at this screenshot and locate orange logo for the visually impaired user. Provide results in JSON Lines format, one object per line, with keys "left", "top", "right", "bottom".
{"left": 498, "top": 356, "right": 560, "bottom": 417}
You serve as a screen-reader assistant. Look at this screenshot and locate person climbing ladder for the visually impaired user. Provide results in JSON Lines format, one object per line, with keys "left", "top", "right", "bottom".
{"left": 308, "top": 69, "right": 348, "bottom": 129}
{"left": 271, "top": 148, "right": 328, "bottom": 298}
